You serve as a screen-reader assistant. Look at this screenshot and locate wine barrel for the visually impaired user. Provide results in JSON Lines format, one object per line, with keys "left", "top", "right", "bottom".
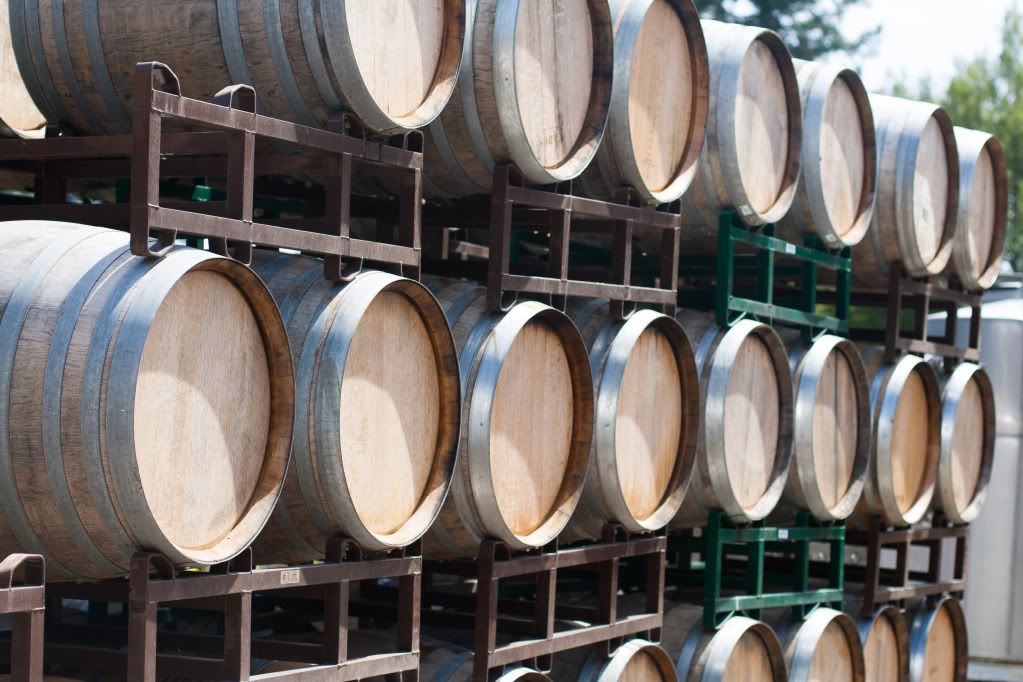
{"left": 248, "top": 251, "right": 460, "bottom": 561}
{"left": 777, "top": 60, "right": 876, "bottom": 249}
{"left": 11, "top": 0, "right": 465, "bottom": 134}
{"left": 0, "top": 0, "right": 46, "bottom": 138}
{"left": 769, "top": 608, "right": 865, "bottom": 682}
{"left": 576, "top": 0, "right": 709, "bottom": 205}
{"left": 852, "top": 350, "right": 941, "bottom": 528}
{"left": 907, "top": 598, "right": 968, "bottom": 682}
{"left": 551, "top": 639, "right": 677, "bottom": 682}
{"left": 933, "top": 362, "right": 995, "bottom": 524}
{"left": 0, "top": 221, "right": 292, "bottom": 580}
{"left": 663, "top": 605, "right": 787, "bottom": 682}
{"left": 423, "top": 282, "right": 593, "bottom": 558}
{"left": 423, "top": 0, "right": 613, "bottom": 196}
{"left": 562, "top": 302, "right": 700, "bottom": 540}
{"left": 855, "top": 605, "right": 909, "bottom": 682}
{"left": 422, "top": 646, "right": 551, "bottom": 682}
{"left": 852, "top": 96, "right": 959, "bottom": 282}
{"left": 671, "top": 314, "right": 793, "bottom": 526}
{"left": 948, "top": 128, "right": 1008, "bottom": 290}
{"left": 779, "top": 334, "right": 870, "bottom": 522}
{"left": 680, "top": 21, "right": 801, "bottom": 230}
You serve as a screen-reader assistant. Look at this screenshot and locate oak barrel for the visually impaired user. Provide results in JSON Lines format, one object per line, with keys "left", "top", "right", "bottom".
{"left": 0, "top": 0, "right": 45, "bottom": 137}
{"left": 779, "top": 334, "right": 870, "bottom": 522}
{"left": 423, "top": 0, "right": 613, "bottom": 196}
{"left": 853, "top": 350, "right": 941, "bottom": 528}
{"left": 552, "top": 639, "right": 678, "bottom": 682}
{"left": 907, "top": 598, "right": 968, "bottom": 682}
{"left": 672, "top": 314, "right": 794, "bottom": 526}
{"left": 0, "top": 221, "right": 293, "bottom": 580}
{"left": 933, "top": 362, "right": 995, "bottom": 524}
{"left": 948, "top": 128, "right": 1008, "bottom": 290}
{"left": 423, "top": 282, "right": 594, "bottom": 558}
{"left": 11, "top": 0, "right": 465, "bottom": 134}
{"left": 562, "top": 302, "right": 700, "bottom": 540}
{"left": 769, "top": 607, "right": 865, "bottom": 682}
{"left": 855, "top": 605, "right": 909, "bottom": 682}
{"left": 680, "top": 20, "right": 801, "bottom": 230}
{"left": 663, "top": 605, "right": 787, "bottom": 682}
{"left": 853, "top": 96, "right": 959, "bottom": 282}
{"left": 577, "top": 0, "right": 709, "bottom": 204}
{"left": 422, "top": 646, "right": 551, "bottom": 682}
{"left": 777, "top": 60, "right": 877, "bottom": 248}
{"left": 249, "top": 251, "right": 460, "bottom": 561}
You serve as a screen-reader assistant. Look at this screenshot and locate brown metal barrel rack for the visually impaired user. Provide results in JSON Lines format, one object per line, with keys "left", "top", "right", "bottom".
{"left": 0, "top": 554, "right": 46, "bottom": 681}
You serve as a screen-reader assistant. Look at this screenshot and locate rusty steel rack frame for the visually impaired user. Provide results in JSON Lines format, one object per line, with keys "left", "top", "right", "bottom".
{"left": 419, "top": 526, "right": 665, "bottom": 682}
{"left": 0, "top": 554, "right": 46, "bottom": 682}
{"left": 842, "top": 517, "right": 968, "bottom": 618}
{"left": 0, "top": 61, "right": 424, "bottom": 280}
{"left": 42, "top": 540, "right": 421, "bottom": 682}
{"left": 423, "top": 165, "right": 681, "bottom": 318}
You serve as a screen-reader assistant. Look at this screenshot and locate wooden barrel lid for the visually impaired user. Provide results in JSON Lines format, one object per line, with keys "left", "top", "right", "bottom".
{"left": 338, "top": 290, "right": 442, "bottom": 536}
{"left": 913, "top": 116, "right": 952, "bottom": 266}
{"left": 891, "top": 369, "right": 934, "bottom": 516}
{"left": 735, "top": 37, "right": 791, "bottom": 215}
{"left": 720, "top": 628, "right": 777, "bottom": 681}
{"left": 628, "top": 0, "right": 695, "bottom": 193}
{"left": 490, "top": 319, "right": 575, "bottom": 536}
{"left": 808, "top": 620, "right": 857, "bottom": 681}
{"left": 813, "top": 348, "right": 860, "bottom": 510}
{"left": 864, "top": 612, "right": 904, "bottom": 682}
{"left": 618, "top": 650, "right": 667, "bottom": 681}
{"left": 616, "top": 325, "right": 684, "bottom": 521}
{"left": 820, "top": 76, "right": 868, "bottom": 239}
{"left": 922, "top": 603, "right": 957, "bottom": 682}
{"left": 345, "top": 0, "right": 446, "bottom": 120}
{"left": 514, "top": 0, "right": 595, "bottom": 170}
{"left": 964, "top": 143, "right": 998, "bottom": 282}
{"left": 134, "top": 270, "right": 271, "bottom": 551}
{"left": 724, "top": 334, "right": 781, "bottom": 512}
{"left": 950, "top": 375, "right": 985, "bottom": 516}
{"left": 0, "top": 2, "right": 45, "bottom": 138}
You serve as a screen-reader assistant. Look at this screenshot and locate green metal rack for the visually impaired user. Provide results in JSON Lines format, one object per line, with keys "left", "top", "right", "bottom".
{"left": 678, "top": 211, "right": 852, "bottom": 342}
{"left": 671, "top": 511, "right": 846, "bottom": 630}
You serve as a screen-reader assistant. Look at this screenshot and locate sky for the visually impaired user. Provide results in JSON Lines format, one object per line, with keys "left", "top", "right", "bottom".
{"left": 831, "top": 0, "right": 1016, "bottom": 92}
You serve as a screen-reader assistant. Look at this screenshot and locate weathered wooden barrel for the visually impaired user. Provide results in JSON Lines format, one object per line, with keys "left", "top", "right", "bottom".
{"left": 422, "top": 282, "right": 594, "bottom": 558}
{"left": 852, "top": 350, "right": 941, "bottom": 528}
{"left": 423, "top": 0, "right": 613, "bottom": 196}
{"left": 663, "top": 605, "right": 787, "bottom": 681}
{"left": 671, "top": 314, "right": 793, "bottom": 526}
{"left": 0, "top": 221, "right": 293, "bottom": 580}
{"left": 907, "top": 598, "right": 968, "bottom": 682}
{"left": 777, "top": 60, "right": 876, "bottom": 248}
{"left": 577, "top": 0, "right": 709, "bottom": 205}
{"left": 552, "top": 639, "right": 678, "bottom": 682}
{"left": 777, "top": 334, "right": 870, "bottom": 522}
{"left": 855, "top": 605, "right": 909, "bottom": 682}
{"left": 248, "top": 251, "right": 461, "bottom": 561}
{"left": 562, "top": 302, "right": 700, "bottom": 540}
{"left": 680, "top": 20, "right": 802, "bottom": 230}
{"left": 11, "top": 0, "right": 466, "bottom": 134}
{"left": 853, "top": 96, "right": 959, "bottom": 282}
{"left": 768, "top": 608, "right": 865, "bottom": 682}
{"left": 0, "top": 1, "right": 46, "bottom": 138}
{"left": 948, "top": 128, "right": 1008, "bottom": 290}
{"left": 422, "top": 646, "right": 551, "bottom": 682}
{"left": 932, "top": 362, "right": 995, "bottom": 524}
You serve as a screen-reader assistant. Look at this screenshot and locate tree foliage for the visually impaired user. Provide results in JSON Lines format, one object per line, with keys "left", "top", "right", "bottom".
{"left": 697, "top": 0, "right": 880, "bottom": 61}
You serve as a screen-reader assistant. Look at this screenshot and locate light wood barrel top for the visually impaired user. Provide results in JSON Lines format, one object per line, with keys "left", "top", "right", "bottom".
{"left": 864, "top": 613, "right": 902, "bottom": 682}
{"left": 891, "top": 370, "right": 933, "bottom": 516}
{"left": 345, "top": 0, "right": 446, "bottom": 120}
{"left": 490, "top": 320, "right": 575, "bottom": 536}
{"left": 965, "top": 144, "right": 998, "bottom": 281}
{"left": 515, "top": 0, "right": 594, "bottom": 169}
{"left": 620, "top": 649, "right": 669, "bottom": 682}
{"left": 922, "top": 604, "right": 956, "bottom": 682}
{"left": 914, "top": 116, "right": 951, "bottom": 266}
{"left": 0, "top": 0, "right": 44, "bottom": 136}
{"left": 338, "top": 291, "right": 442, "bottom": 536}
{"left": 616, "top": 325, "right": 684, "bottom": 521}
{"left": 951, "top": 376, "right": 985, "bottom": 516}
{"left": 722, "top": 628, "right": 776, "bottom": 682}
{"left": 813, "top": 349, "right": 859, "bottom": 510}
{"left": 628, "top": 0, "right": 695, "bottom": 192}
{"left": 134, "top": 270, "right": 270, "bottom": 551}
{"left": 808, "top": 620, "right": 857, "bottom": 682}
{"left": 724, "top": 335, "right": 781, "bottom": 512}
{"left": 736, "top": 38, "right": 791, "bottom": 215}
{"left": 820, "top": 77, "right": 867, "bottom": 238}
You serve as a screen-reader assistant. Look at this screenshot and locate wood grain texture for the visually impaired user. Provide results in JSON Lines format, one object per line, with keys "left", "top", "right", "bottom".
{"left": 964, "top": 145, "right": 997, "bottom": 282}
{"left": 812, "top": 350, "right": 859, "bottom": 510}
{"left": 913, "top": 116, "right": 951, "bottom": 266}
{"left": 134, "top": 270, "right": 271, "bottom": 551}
{"left": 721, "top": 631, "right": 776, "bottom": 682}
{"left": 950, "top": 377, "right": 984, "bottom": 516}
{"left": 921, "top": 605, "right": 956, "bottom": 682}
{"left": 808, "top": 620, "right": 857, "bottom": 682}
{"left": 820, "top": 78, "right": 867, "bottom": 238}
{"left": 891, "top": 371, "right": 933, "bottom": 516}
{"left": 949, "top": 128, "right": 1007, "bottom": 290}
{"left": 864, "top": 613, "right": 903, "bottom": 682}
{"left": 618, "top": 651, "right": 665, "bottom": 682}
{"left": 0, "top": 0, "right": 45, "bottom": 136}
{"left": 663, "top": 603, "right": 783, "bottom": 682}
